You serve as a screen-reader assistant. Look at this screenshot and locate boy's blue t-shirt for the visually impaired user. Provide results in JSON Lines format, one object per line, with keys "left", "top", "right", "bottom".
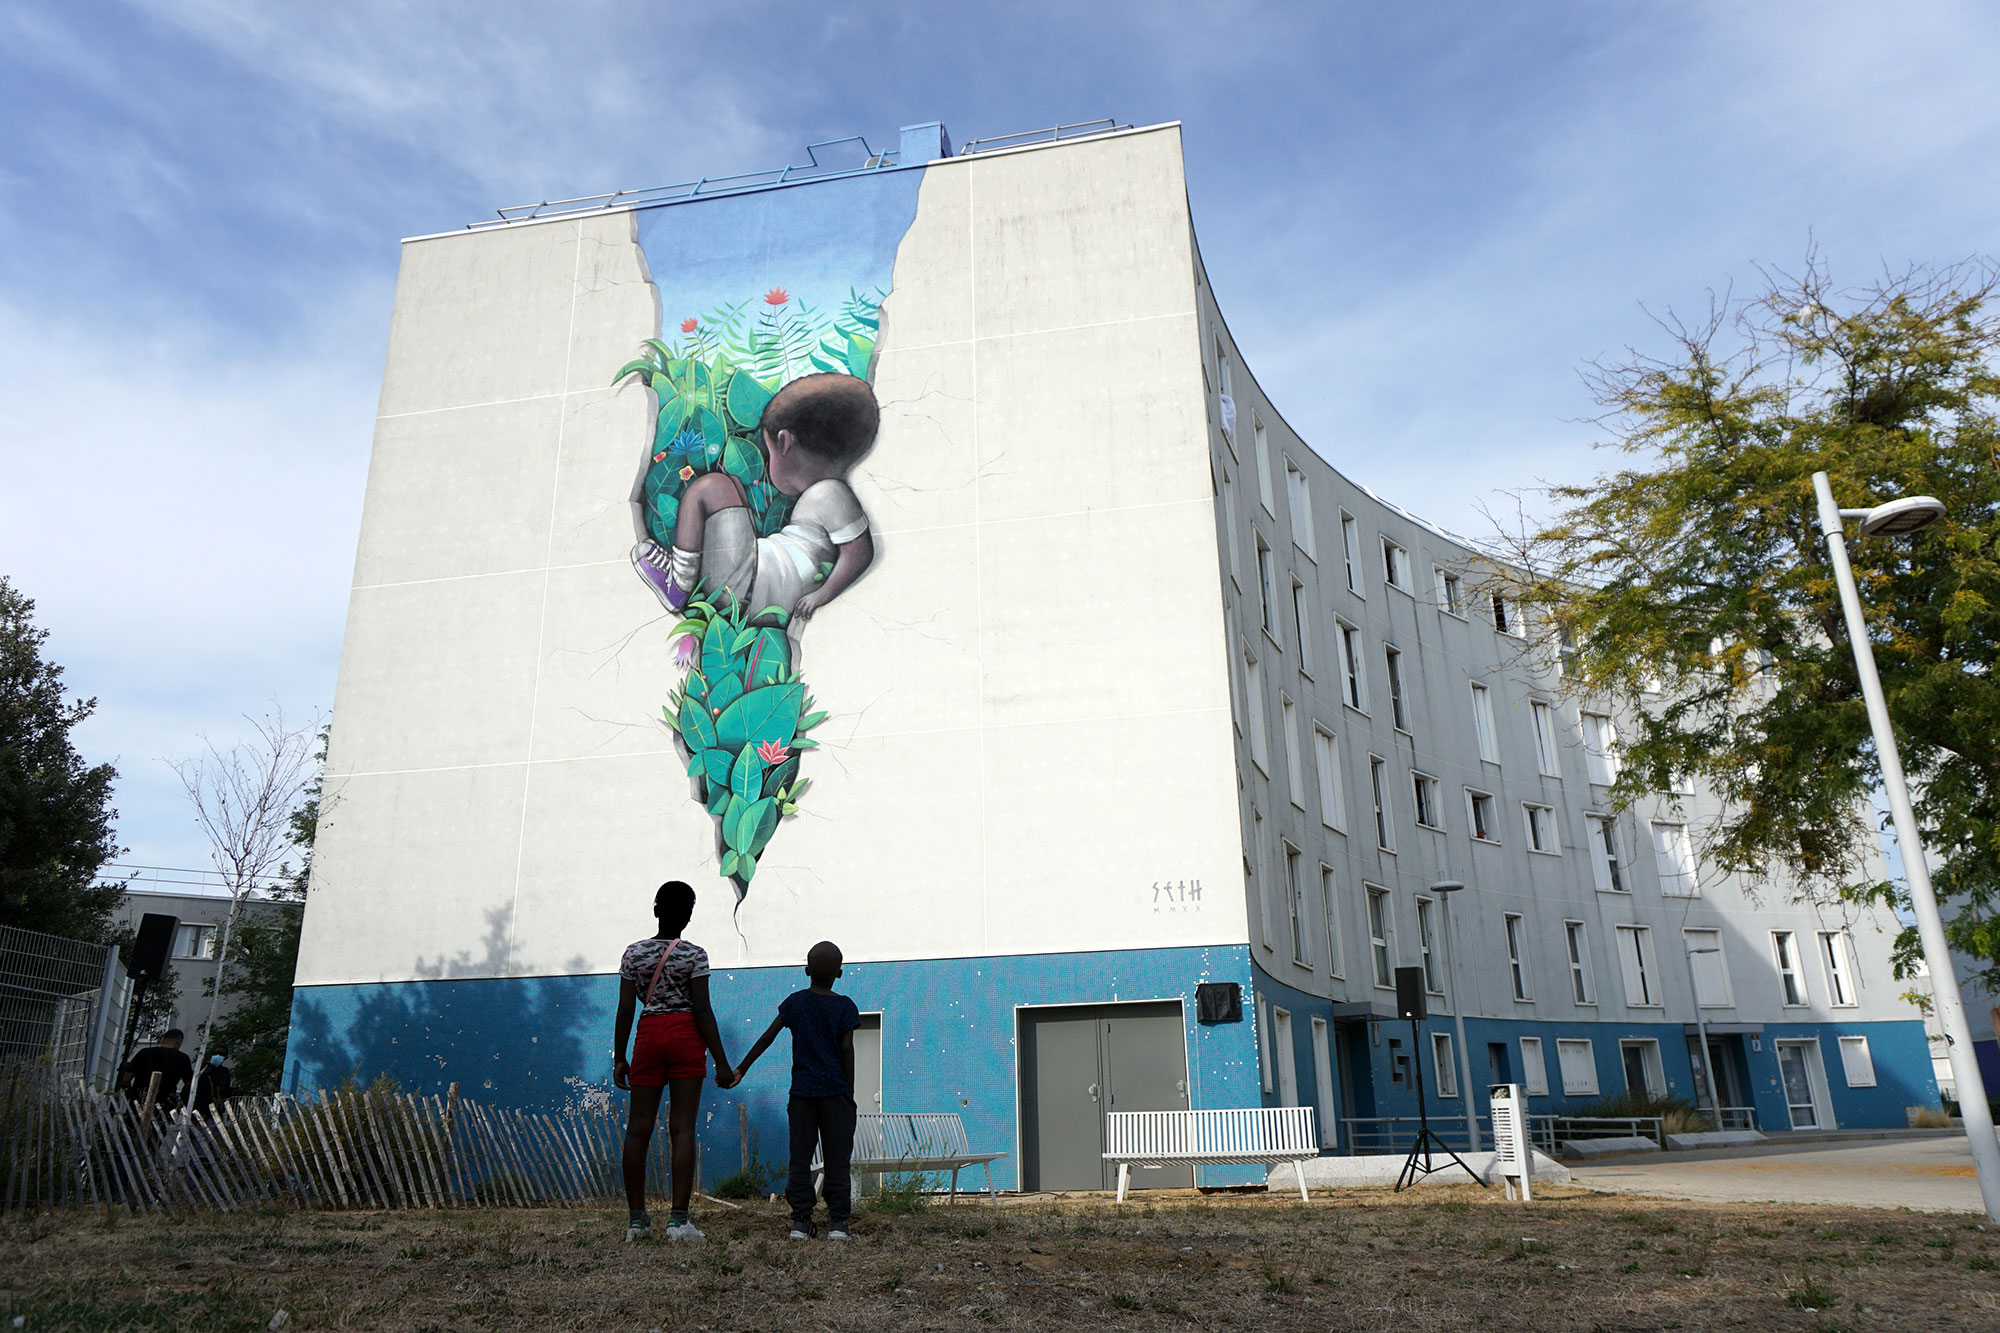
{"left": 777, "top": 988, "right": 861, "bottom": 1097}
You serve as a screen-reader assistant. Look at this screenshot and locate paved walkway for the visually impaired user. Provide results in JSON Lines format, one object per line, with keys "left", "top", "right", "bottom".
{"left": 1568, "top": 1132, "right": 1993, "bottom": 1213}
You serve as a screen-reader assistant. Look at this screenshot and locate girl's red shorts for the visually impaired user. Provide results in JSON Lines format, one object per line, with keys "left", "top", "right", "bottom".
{"left": 630, "top": 1012, "right": 707, "bottom": 1085}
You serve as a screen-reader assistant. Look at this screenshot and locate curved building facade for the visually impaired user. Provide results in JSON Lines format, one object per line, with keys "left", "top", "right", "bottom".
{"left": 289, "top": 120, "right": 1933, "bottom": 1190}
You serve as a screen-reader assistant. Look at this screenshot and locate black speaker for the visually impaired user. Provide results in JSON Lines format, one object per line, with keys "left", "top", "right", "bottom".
{"left": 1394, "top": 966, "right": 1428, "bottom": 1021}
{"left": 1195, "top": 982, "right": 1242, "bottom": 1024}
{"left": 128, "top": 913, "right": 178, "bottom": 981}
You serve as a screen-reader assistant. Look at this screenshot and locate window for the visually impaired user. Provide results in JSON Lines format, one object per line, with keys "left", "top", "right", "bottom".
{"left": 1313, "top": 727, "right": 1346, "bottom": 832}
{"left": 1216, "top": 339, "right": 1236, "bottom": 448}
{"left": 1254, "top": 809, "right": 1274, "bottom": 944}
{"left": 1385, "top": 646, "right": 1408, "bottom": 730}
{"left": 1819, "top": 931, "right": 1858, "bottom": 1007}
{"left": 1286, "top": 844, "right": 1309, "bottom": 967}
{"left": 1838, "top": 1035, "right": 1877, "bottom": 1087}
{"left": 1281, "top": 696, "right": 1305, "bottom": 808}
{"left": 1321, "top": 866, "right": 1344, "bottom": 977}
{"left": 1556, "top": 1038, "right": 1599, "bottom": 1095}
{"left": 1531, "top": 700, "right": 1560, "bottom": 776}
{"left": 1290, "top": 580, "right": 1314, "bottom": 674}
{"left": 1256, "top": 538, "right": 1279, "bottom": 638}
{"left": 1466, "top": 789, "right": 1496, "bottom": 841}
{"left": 1565, "top": 921, "right": 1594, "bottom": 1003}
{"left": 1616, "top": 925, "right": 1659, "bottom": 1007}
{"left": 1255, "top": 993, "right": 1272, "bottom": 1092}
{"left": 1685, "top": 928, "right": 1731, "bottom": 1006}
{"left": 1253, "top": 415, "right": 1274, "bottom": 513}
{"left": 1491, "top": 592, "right": 1516, "bottom": 635}
{"left": 1369, "top": 757, "right": 1394, "bottom": 850}
{"left": 1582, "top": 713, "right": 1620, "bottom": 785}
{"left": 1432, "top": 1032, "right": 1458, "bottom": 1098}
{"left": 1415, "top": 897, "right": 1441, "bottom": 992}
{"left": 1589, "top": 815, "right": 1626, "bottom": 892}
{"left": 1339, "top": 623, "right": 1365, "bottom": 710}
{"left": 1620, "top": 1040, "right": 1666, "bottom": 1097}
{"left": 1367, "top": 887, "right": 1393, "bottom": 987}
{"left": 1382, "top": 539, "right": 1410, "bottom": 590}
{"left": 1245, "top": 652, "right": 1269, "bottom": 774}
{"left": 1504, "top": 913, "right": 1531, "bottom": 1000}
{"left": 1557, "top": 622, "right": 1577, "bottom": 676}
{"left": 1284, "top": 460, "right": 1314, "bottom": 556}
{"left": 1413, "top": 773, "right": 1442, "bottom": 829}
{"left": 1340, "top": 513, "right": 1364, "bottom": 594}
{"left": 1518, "top": 1037, "right": 1550, "bottom": 1096}
{"left": 173, "top": 924, "right": 218, "bottom": 960}
{"left": 1470, "top": 682, "right": 1498, "bottom": 762}
{"left": 1651, "top": 822, "right": 1696, "bottom": 896}
{"left": 1435, "top": 567, "right": 1463, "bottom": 616}
{"left": 1220, "top": 472, "right": 1241, "bottom": 588}
{"left": 1773, "top": 931, "right": 1808, "bottom": 1005}
{"left": 1524, "top": 804, "right": 1557, "bottom": 854}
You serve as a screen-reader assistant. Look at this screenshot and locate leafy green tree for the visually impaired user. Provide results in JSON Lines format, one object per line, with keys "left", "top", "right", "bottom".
{"left": 0, "top": 576, "right": 122, "bottom": 942}
{"left": 204, "top": 727, "right": 322, "bottom": 1093}
{"left": 1502, "top": 256, "right": 2000, "bottom": 986}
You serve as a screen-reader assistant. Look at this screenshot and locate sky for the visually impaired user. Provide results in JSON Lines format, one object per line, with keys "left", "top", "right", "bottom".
{"left": 4, "top": 0, "right": 1999, "bottom": 881}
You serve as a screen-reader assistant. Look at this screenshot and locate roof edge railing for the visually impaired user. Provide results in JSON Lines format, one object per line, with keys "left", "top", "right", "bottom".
{"left": 469, "top": 120, "right": 1135, "bottom": 231}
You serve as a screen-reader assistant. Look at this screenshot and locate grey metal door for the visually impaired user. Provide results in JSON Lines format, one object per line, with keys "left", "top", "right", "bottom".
{"left": 854, "top": 1014, "right": 883, "bottom": 1112}
{"left": 1021, "top": 1012, "right": 1107, "bottom": 1191}
{"left": 1103, "top": 1007, "right": 1194, "bottom": 1189}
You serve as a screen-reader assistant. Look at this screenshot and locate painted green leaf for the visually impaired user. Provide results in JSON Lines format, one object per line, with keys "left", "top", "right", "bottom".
{"left": 666, "top": 358, "right": 713, "bottom": 391}
{"left": 725, "top": 371, "right": 774, "bottom": 432}
{"left": 614, "top": 357, "right": 654, "bottom": 386}
{"left": 730, "top": 746, "right": 766, "bottom": 804}
{"left": 844, "top": 332, "right": 874, "bottom": 378}
{"left": 685, "top": 750, "right": 704, "bottom": 777}
{"left": 701, "top": 616, "right": 735, "bottom": 678}
{"left": 713, "top": 683, "right": 804, "bottom": 752}
{"left": 730, "top": 626, "right": 757, "bottom": 655}
{"left": 798, "top": 710, "right": 828, "bottom": 732}
{"left": 706, "top": 673, "right": 745, "bottom": 717}
{"left": 762, "top": 755, "right": 800, "bottom": 800}
{"left": 706, "top": 783, "right": 731, "bottom": 815}
{"left": 719, "top": 849, "right": 737, "bottom": 878}
{"left": 691, "top": 405, "right": 727, "bottom": 449}
{"left": 736, "top": 851, "right": 758, "bottom": 885}
{"left": 787, "top": 776, "right": 811, "bottom": 803}
{"left": 735, "top": 796, "right": 779, "bottom": 858}
{"left": 701, "top": 748, "right": 734, "bottom": 789}
{"left": 721, "top": 794, "right": 748, "bottom": 846}
{"left": 746, "top": 628, "right": 791, "bottom": 688}
{"left": 721, "top": 434, "right": 766, "bottom": 484}
{"left": 791, "top": 737, "right": 818, "bottom": 749}
{"left": 677, "top": 698, "right": 718, "bottom": 750}
{"left": 780, "top": 803, "right": 797, "bottom": 816}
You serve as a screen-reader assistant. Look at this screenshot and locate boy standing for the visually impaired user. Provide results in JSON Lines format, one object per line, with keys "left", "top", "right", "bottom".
{"left": 733, "top": 940, "right": 860, "bottom": 1240}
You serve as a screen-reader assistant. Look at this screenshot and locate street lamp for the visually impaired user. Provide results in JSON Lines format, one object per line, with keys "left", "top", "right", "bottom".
{"left": 1430, "top": 881, "right": 1481, "bottom": 1152}
{"left": 1813, "top": 471, "right": 2000, "bottom": 1221}
{"left": 1684, "top": 943, "right": 1721, "bottom": 1121}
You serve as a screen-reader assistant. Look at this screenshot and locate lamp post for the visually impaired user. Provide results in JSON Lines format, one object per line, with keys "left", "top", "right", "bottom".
{"left": 1431, "top": 881, "right": 1481, "bottom": 1152}
{"left": 1812, "top": 471, "right": 2000, "bottom": 1221}
{"left": 1684, "top": 943, "right": 1721, "bottom": 1121}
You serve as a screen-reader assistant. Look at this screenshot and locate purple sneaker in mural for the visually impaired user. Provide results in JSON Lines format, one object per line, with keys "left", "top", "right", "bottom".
{"left": 632, "top": 540, "right": 688, "bottom": 612}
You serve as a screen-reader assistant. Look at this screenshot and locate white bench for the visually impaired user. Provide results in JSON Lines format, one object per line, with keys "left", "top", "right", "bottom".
{"left": 1105, "top": 1107, "right": 1320, "bottom": 1202}
{"left": 812, "top": 1112, "right": 1006, "bottom": 1203}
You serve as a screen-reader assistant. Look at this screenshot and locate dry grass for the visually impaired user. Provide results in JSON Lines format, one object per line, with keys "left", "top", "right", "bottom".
{"left": 4, "top": 1185, "right": 1998, "bottom": 1331}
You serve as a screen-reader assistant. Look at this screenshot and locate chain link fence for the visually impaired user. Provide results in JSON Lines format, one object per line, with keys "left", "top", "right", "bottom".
{"left": 0, "top": 925, "right": 126, "bottom": 1086}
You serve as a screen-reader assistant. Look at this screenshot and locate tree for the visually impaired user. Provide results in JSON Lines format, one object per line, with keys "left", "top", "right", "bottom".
{"left": 167, "top": 708, "right": 317, "bottom": 1111}
{"left": 1499, "top": 255, "right": 2000, "bottom": 986}
{"left": 0, "top": 576, "right": 122, "bottom": 942}
{"left": 205, "top": 727, "right": 323, "bottom": 1093}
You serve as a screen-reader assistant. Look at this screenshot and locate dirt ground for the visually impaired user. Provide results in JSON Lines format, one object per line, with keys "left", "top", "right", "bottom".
{"left": 3, "top": 1185, "right": 1997, "bottom": 1332}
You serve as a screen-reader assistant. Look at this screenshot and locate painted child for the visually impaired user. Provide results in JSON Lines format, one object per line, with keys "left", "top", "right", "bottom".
{"left": 633, "top": 372, "right": 877, "bottom": 622}
{"left": 612, "top": 879, "right": 737, "bottom": 1242}
{"left": 731, "top": 940, "right": 861, "bottom": 1240}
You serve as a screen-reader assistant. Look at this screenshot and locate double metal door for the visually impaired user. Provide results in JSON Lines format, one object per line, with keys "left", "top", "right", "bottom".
{"left": 1020, "top": 1002, "right": 1189, "bottom": 1192}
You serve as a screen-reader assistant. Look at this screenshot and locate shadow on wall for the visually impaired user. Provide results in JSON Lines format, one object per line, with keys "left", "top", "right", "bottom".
{"left": 285, "top": 904, "right": 603, "bottom": 1112}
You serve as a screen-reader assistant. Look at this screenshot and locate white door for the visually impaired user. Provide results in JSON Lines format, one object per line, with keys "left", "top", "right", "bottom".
{"left": 855, "top": 1014, "right": 883, "bottom": 1110}
{"left": 1310, "top": 1017, "right": 1337, "bottom": 1148}
{"left": 1273, "top": 1008, "right": 1299, "bottom": 1107}
{"left": 1777, "top": 1042, "right": 1821, "bottom": 1130}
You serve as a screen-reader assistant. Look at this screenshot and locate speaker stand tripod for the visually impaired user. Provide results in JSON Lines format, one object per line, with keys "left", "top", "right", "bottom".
{"left": 1393, "top": 1016, "right": 1488, "bottom": 1192}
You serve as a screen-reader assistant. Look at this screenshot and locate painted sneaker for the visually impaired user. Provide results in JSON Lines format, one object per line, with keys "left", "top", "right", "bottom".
{"left": 631, "top": 541, "right": 689, "bottom": 612}
{"left": 624, "top": 1215, "right": 651, "bottom": 1242}
{"left": 827, "top": 1229, "right": 851, "bottom": 1242}
{"left": 664, "top": 1221, "right": 705, "bottom": 1243}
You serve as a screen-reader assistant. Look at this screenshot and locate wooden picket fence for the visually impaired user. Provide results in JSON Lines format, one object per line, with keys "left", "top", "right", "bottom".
{"left": 0, "top": 1064, "right": 671, "bottom": 1214}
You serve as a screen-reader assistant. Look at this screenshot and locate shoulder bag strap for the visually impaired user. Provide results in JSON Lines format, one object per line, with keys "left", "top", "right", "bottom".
{"left": 642, "top": 939, "right": 679, "bottom": 1008}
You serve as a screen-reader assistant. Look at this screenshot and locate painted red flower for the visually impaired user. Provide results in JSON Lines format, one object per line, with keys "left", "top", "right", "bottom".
{"left": 680, "top": 317, "right": 698, "bottom": 333}
{"left": 763, "top": 287, "right": 790, "bottom": 306}
{"left": 678, "top": 465, "right": 695, "bottom": 480}
{"left": 755, "top": 740, "right": 791, "bottom": 764}
{"left": 653, "top": 452, "right": 667, "bottom": 463}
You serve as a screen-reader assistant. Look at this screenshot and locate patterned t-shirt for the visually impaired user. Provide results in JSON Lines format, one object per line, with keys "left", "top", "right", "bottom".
{"left": 620, "top": 937, "right": 710, "bottom": 1017}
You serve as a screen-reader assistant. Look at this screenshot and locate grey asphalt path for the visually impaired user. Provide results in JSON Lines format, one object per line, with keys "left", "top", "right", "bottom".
{"left": 1568, "top": 1133, "right": 1995, "bottom": 1213}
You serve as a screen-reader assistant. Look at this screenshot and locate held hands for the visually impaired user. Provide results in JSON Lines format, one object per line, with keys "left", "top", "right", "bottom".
{"left": 714, "top": 1066, "right": 743, "bottom": 1090}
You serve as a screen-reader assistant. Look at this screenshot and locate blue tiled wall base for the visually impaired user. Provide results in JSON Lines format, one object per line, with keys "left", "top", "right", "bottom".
{"left": 286, "top": 944, "right": 1266, "bottom": 1191}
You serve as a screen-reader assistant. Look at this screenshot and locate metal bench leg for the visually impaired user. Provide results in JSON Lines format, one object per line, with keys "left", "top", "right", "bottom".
{"left": 1292, "top": 1159, "right": 1309, "bottom": 1202}
{"left": 949, "top": 1166, "right": 960, "bottom": 1206}
{"left": 985, "top": 1161, "right": 997, "bottom": 1206}
{"left": 1116, "top": 1162, "right": 1130, "bottom": 1204}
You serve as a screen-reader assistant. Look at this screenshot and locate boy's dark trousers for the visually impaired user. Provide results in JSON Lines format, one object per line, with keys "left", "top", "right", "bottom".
{"left": 786, "top": 1093, "right": 857, "bottom": 1228}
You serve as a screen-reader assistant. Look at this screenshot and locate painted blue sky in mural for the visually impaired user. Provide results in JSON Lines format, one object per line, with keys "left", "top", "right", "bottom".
{"left": 3, "top": 1, "right": 1999, "bottom": 874}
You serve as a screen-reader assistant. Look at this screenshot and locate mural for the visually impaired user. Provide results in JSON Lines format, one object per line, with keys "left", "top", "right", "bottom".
{"left": 617, "top": 282, "right": 888, "bottom": 899}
